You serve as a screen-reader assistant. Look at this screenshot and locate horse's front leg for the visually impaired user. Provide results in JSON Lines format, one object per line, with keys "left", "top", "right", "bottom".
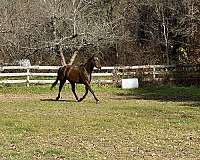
{"left": 84, "top": 81, "right": 99, "bottom": 103}
{"left": 78, "top": 86, "right": 88, "bottom": 102}
{"left": 71, "top": 82, "right": 79, "bottom": 101}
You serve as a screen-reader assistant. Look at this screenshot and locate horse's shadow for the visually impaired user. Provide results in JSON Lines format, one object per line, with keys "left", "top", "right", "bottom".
{"left": 40, "top": 98, "right": 76, "bottom": 102}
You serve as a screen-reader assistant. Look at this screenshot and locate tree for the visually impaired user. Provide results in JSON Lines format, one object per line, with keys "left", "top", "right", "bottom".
{"left": 0, "top": 0, "right": 199, "bottom": 65}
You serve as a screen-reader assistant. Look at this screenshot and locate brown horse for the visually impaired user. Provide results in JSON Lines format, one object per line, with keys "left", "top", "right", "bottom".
{"left": 51, "top": 55, "right": 101, "bottom": 103}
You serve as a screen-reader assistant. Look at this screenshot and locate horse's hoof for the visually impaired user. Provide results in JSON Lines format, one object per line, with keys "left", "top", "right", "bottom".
{"left": 77, "top": 98, "right": 83, "bottom": 102}
{"left": 96, "top": 100, "right": 100, "bottom": 104}
{"left": 78, "top": 98, "right": 83, "bottom": 102}
{"left": 56, "top": 97, "right": 59, "bottom": 101}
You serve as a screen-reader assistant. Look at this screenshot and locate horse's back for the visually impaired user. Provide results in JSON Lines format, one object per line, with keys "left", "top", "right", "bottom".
{"left": 65, "top": 66, "right": 81, "bottom": 83}
{"left": 58, "top": 64, "right": 90, "bottom": 84}
{"left": 68, "top": 65, "right": 91, "bottom": 83}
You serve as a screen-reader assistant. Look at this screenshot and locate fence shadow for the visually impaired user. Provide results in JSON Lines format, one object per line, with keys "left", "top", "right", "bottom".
{"left": 113, "top": 94, "right": 200, "bottom": 102}
{"left": 112, "top": 86, "right": 200, "bottom": 105}
{"left": 181, "top": 102, "right": 200, "bottom": 108}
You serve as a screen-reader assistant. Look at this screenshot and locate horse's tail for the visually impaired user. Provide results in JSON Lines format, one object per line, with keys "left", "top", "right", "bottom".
{"left": 51, "top": 78, "right": 58, "bottom": 90}
{"left": 50, "top": 67, "right": 61, "bottom": 90}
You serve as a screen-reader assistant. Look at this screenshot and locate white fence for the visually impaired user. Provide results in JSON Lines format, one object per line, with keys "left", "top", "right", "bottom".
{"left": 0, "top": 64, "right": 199, "bottom": 86}
{"left": 0, "top": 66, "right": 114, "bottom": 86}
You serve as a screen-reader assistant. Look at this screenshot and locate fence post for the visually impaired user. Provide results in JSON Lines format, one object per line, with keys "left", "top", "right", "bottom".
{"left": 26, "top": 68, "right": 30, "bottom": 87}
{"left": 112, "top": 66, "right": 119, "bottom": 86}
{"left": 153, "top": 66, "right": 156, "bottom": 79}
{"left": 0, "top": 66, "right": 3, "bottom": 72}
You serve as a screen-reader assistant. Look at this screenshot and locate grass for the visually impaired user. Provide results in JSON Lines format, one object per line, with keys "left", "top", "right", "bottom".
{"left": 0, "top": 84, "right": 200, "bottom": 159}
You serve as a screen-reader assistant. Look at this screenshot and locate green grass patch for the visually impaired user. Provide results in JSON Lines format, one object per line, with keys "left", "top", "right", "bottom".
{"left": 0, "top": 85, "right": 199, "bottom": 159}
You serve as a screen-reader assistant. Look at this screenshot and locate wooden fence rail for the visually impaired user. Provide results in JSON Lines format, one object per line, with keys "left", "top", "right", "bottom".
{"left": 0, "top": 66, "right": 114, "bottom": 86}
{"left": 0, "top": 64, "right": 199, "bottom": 86}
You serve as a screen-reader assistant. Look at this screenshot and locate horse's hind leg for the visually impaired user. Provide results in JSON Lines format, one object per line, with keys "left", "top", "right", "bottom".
{"left": 71, "top": 82, "right": 79, "bottom": 101}
{"left": 56, "top": 80, "right": 65, "bottom": 100}
{"left": 78, "top": 86, "right": 88, "bottom": 102}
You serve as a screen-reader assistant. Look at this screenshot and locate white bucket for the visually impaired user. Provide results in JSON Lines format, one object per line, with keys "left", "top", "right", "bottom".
{"left": 122, "top": 78, "right": 139, "bottom": 89}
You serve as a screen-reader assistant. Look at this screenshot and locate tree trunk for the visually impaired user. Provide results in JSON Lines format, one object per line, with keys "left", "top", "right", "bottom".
{"left": 69, "top": 50, "right": 78, "bottom": 65}
{"left": 59, "top": 47, "right": 66, "bottom": 66}
{"left": 161, "top": 6, "right": 170, "bottom": 65}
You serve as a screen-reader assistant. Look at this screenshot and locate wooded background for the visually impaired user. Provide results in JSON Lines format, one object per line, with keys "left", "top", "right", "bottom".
{"left": 0, "top": 0, "right": 200, "bottom": 66}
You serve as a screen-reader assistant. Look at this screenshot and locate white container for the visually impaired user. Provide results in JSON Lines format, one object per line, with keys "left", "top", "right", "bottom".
{"left": 122, "top": 78, "right": 139, "bottom": 89}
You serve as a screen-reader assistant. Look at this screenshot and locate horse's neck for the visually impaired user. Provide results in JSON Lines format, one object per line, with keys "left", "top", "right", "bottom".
{"left": 84, "top": 61, "right": 94, "bottom": 74}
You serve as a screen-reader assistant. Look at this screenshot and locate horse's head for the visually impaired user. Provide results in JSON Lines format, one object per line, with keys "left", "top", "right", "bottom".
{"left": 85, "top": 55, "right": 101, "bottom": 72}
{"left": 93, "top": 56, "right": 101, "bottom": 70}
